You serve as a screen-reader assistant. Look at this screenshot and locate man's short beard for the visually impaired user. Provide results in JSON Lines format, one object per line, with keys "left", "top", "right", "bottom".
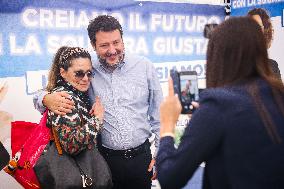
{"left": 98, "top": 50, "right": 125, "bottom": 66}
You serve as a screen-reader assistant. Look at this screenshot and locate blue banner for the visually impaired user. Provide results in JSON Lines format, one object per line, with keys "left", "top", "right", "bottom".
{"left": 231, "top": 0, "right": 284, "bottom": 18}
{"left": 0, "top": 1, "right": 225, "bottom": 81}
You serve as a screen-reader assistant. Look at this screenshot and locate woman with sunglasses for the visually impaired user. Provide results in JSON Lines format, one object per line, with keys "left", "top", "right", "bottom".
{"left": 45, "top": 46, "right": 104, "bottom": 155}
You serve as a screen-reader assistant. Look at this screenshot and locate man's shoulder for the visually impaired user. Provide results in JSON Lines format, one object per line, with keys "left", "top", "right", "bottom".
{"left": 125, "top": 53, "right": 152, "bottom": 66}
{"left": 268, "top": 58, "right": 279, "bottom": 70}
{"left": 268, "top": 58, "right": 281, "bottom": 78}
{"left": 92, "top": 58, "right": 100, "bottom": 69}
{"left": 123, "top": 54, "right": 154, "bottom": 75}
{"left": 125, "top": 53, "right": 144, "bottom": 60}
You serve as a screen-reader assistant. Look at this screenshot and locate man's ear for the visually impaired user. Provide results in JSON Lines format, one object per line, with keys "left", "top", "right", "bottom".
{"left": 91, "top": 41, "right": 96, "bottom": 51}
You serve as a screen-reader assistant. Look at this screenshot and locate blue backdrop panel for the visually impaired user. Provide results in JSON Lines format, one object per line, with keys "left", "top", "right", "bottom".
{"left": 0, "top": 0, "right": 225, "bottom": 78}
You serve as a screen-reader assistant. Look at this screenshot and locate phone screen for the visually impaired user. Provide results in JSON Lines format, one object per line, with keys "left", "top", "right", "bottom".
{"left": 179, "top": 71, "right": 198, "bottom": 114}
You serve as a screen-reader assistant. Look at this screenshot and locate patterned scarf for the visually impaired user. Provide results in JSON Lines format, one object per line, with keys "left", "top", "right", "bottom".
{"left": 56, "top": 78, "right": 92, "bottom": 111}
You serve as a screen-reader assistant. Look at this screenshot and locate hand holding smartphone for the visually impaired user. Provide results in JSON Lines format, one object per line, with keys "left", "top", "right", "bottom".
{"left": 170, "top": 70, "right": 199, "bottom": 114}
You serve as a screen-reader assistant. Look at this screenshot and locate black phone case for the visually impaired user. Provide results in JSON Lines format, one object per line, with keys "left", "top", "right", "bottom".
{"left": 170, "top": 70, "right": 197, "bottom": 114}
{"left": 170, "top": 69, "right": 181, "bottom": 97}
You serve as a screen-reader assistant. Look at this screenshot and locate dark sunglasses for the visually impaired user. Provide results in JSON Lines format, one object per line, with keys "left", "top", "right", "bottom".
{"left": 74, "top": 70, "right": 94, "bottom": 79}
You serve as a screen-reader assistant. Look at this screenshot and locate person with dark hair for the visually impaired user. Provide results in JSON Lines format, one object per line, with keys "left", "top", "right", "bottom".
{"left": 45, "top": 46, "right": 104, "bottom": 155}
{"left": 33, "top": 15, "right": 162, "bottom": 189}
{"left": 248, "top": 8, "right": 281, "bottom": 79}
{"left": 157, "top": 17, "right": 284, "bottom": 189}
{"left": 0, "top": 82, "right": 12, "bottom": 170}
{"left": 0, "top": 142, "right": 9, "bottom": 170}
{"left": 34, "top": 46, "right": 106, "bottom": 188}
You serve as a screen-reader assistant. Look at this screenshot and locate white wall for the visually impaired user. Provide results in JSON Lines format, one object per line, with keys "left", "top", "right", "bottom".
{"left": 269, "top": 16, "right": 284, "bottom": 80}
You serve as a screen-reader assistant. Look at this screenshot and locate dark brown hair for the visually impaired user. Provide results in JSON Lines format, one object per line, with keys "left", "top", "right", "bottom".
{"left": 87, "top": 15, "right": 123, "bottom": 46}
{"left": 46, "top": 47, "right": 91, "bottom": 92}
{"left": 46, "top": 46, "right": 68, "bottom": 92}
{"left": 206, "top": 17, "right": 284, "bottom": 143}
{"left": 247, "top": 8, "right": 274, "bottom": 48}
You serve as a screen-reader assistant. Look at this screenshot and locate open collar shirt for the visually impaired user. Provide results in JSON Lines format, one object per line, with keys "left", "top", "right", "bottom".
{"left": 89, "top": 53, "right": 163, "bottom": 154}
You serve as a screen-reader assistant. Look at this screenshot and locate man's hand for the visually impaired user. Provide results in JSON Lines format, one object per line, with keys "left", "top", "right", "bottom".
{"left": 148, "top": 158, "right": 157, "bottom": 180}
{"left": 89, "top": 96, "right": 104, "bottom": 123}
{"left": 43, "top": 91, "right": 74, "bottom": 115}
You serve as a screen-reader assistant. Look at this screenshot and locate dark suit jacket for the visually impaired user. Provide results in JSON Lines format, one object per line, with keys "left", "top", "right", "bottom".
{"left": 269, "top": 59, "right": 281, "bottom": 79}
{"left": 157, "top": 79, "right": 284, "bottom": 189}
{"left": 0, "top": 142, "right": 9, "bottom": 170}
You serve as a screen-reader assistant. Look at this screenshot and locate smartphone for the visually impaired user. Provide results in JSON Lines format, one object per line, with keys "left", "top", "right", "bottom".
{"left": 170, "top": 70, "right": 198, "bottom": 114}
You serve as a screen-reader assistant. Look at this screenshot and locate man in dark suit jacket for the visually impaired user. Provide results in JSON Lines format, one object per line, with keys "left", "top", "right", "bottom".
{"left": 0, "top": 83, "right": 11, "bottom": 170}
{"left": 269, "top": 59, "right": 281, "bottom": 79}
{"left": 0, "top": 142, "right": 9, "bottom": 170}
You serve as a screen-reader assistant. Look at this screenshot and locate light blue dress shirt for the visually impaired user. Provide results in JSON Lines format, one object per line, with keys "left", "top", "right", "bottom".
{"left": 90, "top": 53, "right": 162, "bottom": 152}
